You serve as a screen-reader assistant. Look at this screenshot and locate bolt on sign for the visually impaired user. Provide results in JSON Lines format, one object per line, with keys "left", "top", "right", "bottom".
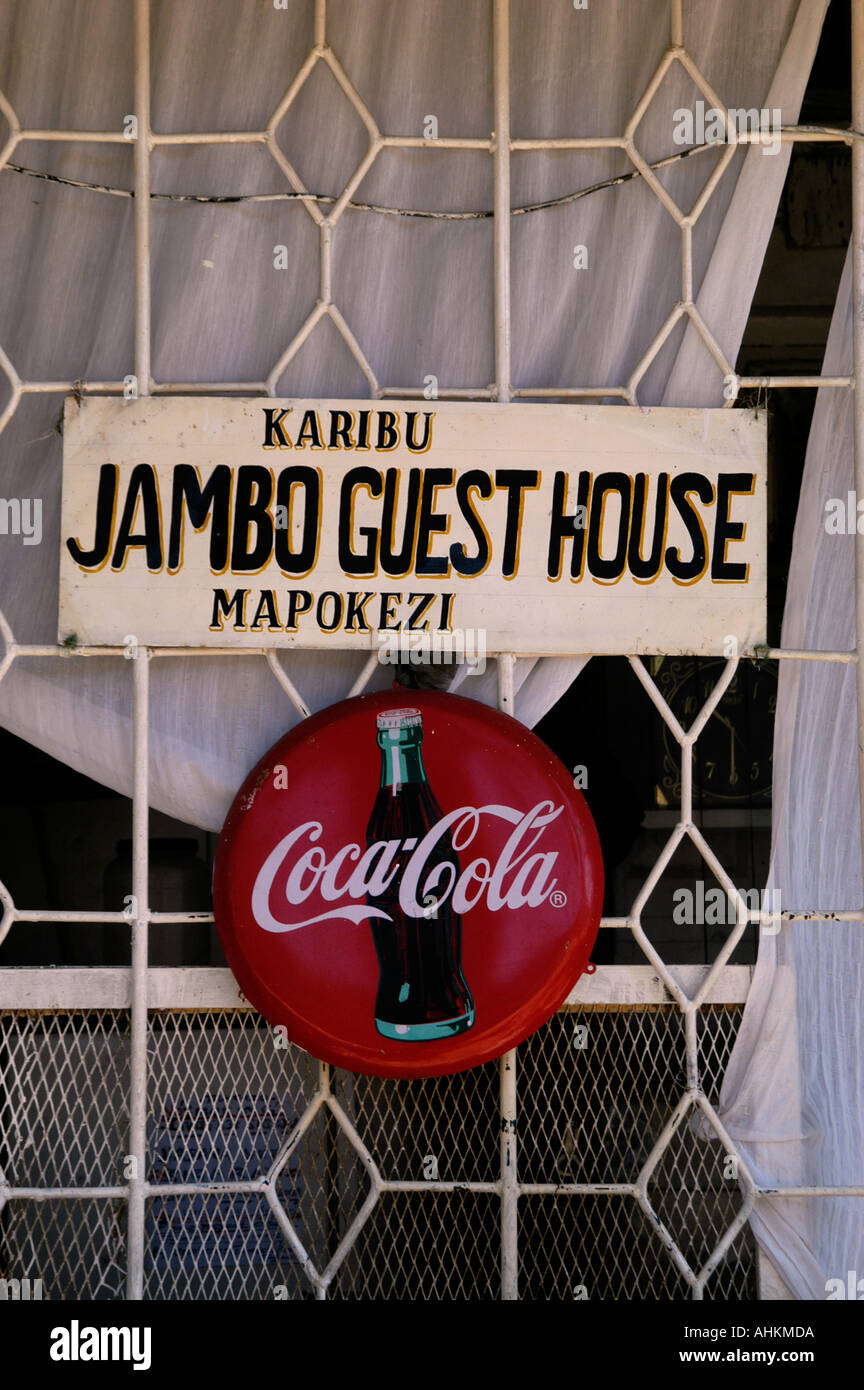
{"left": 59, "top": 397, "right": 766, "bottom": 655}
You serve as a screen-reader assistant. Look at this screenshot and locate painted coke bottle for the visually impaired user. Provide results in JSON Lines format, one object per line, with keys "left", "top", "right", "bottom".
{"left": 366, "top": 707, "right": 475, "bottom": 1040}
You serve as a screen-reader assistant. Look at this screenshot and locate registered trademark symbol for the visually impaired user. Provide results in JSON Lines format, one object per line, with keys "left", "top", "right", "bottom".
{"left": 550, "top": 891, "right": 567, "bottom": 908}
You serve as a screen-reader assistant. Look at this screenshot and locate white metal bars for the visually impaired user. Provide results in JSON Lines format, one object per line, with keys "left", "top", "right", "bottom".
{"left": 0, "top": 991, "right": 757, "bottom": 1299}
{"left": 0, "top": 0, "right": 860, "bottom": 1302}
{"left": 0, "top": 0, "right": 855, "bottom": 408}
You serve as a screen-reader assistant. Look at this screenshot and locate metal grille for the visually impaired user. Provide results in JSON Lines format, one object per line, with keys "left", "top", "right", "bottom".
{"left": 0, "top": 0, "right": 862, "bottom": 1302}
{"left": 0, "top": 1003, "right": 754, "bottom": 1300}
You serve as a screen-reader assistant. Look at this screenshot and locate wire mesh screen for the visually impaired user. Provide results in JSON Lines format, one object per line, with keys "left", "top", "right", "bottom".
{"left": 0, "top": 1003, "right": 755, "bottom": 1300}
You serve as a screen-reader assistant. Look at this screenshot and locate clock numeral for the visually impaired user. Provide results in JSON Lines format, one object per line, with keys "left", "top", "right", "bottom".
{"left": 750, "top": 761, "right": 760, "bottom": 782}
{"left": 704, "top": 760, "right": 716, "bottom": 780}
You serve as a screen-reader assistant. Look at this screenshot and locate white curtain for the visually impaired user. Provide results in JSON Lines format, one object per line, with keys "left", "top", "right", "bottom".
{"left": 0, "top": 0, "right": 827, "bottom": 830}
{"left": 715, "top": 246, "right": 864, "bottom": 1300}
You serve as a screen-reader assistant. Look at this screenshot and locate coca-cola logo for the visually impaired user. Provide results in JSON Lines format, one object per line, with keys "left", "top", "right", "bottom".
{"left": 252, "top": 800, "right": 564, "bottom": 932}
{"left": 213, "top": 690, "right": 603, "bottom": 1078}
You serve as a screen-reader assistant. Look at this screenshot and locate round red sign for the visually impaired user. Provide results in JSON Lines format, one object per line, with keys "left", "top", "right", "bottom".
{"left": 213, "top": 689, "right": 603, "bottom": 1077}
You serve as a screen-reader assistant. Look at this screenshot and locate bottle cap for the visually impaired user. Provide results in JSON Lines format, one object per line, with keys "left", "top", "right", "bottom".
{"left": 376, "top": 707, "right": 422, "bottom": 730}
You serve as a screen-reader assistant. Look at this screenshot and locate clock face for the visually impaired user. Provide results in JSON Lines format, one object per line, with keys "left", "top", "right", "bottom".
{"left": 654, "top": 658, "right": 777, "bottom": 807}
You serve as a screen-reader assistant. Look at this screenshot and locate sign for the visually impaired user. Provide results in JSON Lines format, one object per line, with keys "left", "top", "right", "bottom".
{"left": 60, "top": 397, "right": 766, "bottom": 656}
{"left": 212, "top": 689, "right": 604, "bottom": 1077}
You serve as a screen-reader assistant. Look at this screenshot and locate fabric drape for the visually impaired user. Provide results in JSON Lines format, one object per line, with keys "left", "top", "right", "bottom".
{"left": 0, "top": 0, "right": 824, "bottom": 832}
{"left": 716, "top": 246, "right": 864, "bottom": 1300}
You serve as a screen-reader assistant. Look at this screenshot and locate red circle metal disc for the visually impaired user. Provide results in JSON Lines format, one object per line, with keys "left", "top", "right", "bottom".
{"left": 213, "top": 689, "right": 603, "bottom": 1077}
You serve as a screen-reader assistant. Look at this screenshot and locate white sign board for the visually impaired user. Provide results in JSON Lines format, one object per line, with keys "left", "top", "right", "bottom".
{"left": 59, "top": 397, "right": 766, "bottom": 656}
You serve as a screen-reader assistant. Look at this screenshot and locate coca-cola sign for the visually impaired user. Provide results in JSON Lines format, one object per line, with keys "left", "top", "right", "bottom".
{"left": 213, "top": 690, "right": 603, "bottom": 1076}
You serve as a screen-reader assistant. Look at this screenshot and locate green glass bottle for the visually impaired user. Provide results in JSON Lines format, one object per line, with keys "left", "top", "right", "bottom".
{"left": 365, "top": 708, "right": 475, "bottom": 1041}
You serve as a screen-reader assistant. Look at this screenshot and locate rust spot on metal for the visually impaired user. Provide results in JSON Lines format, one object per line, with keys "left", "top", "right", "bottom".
{"left": 240, "top": 766, "right": 272, "bottom": 813}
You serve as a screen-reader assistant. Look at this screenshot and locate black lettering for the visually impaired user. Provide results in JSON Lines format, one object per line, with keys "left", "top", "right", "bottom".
{"left": 274, "top": 466, "right": 320, "bottom": 575}
{"left": 168, "top": 464, "right": 231, "bottom": 572}
{"left": 344, "top": 591, "right": 375, "bottom": 632}
{"left": 586, "top": 472, "right": 631, "bottom": 583}
{"left": 415, "top": 468, "right": 453, "bottom": 577}
{"left": 547, "top": 471, "right": 590, "bottom": 580}
{"left": 262, "top": 407, "right": 292, "bottom": 448}
{"left": 316, "top": 591, "right": 343, "bottom": 631}
{"left": 339, "top": 468, "right": 382, "bottom": 576}
{"left": 407, "top": 592, "right": 436, "bottom": 632}
{"left": 250, "top": 590, "right": 282, "bottom": 631}
{"left": 378, "top": 592, "right": 402, "bottom": 630}
{"left": 356, "top": 410, "right": 371, "bottom": 450}
{"left": 210, "top": 588, "right": 248, "bottom": 630}
{"left": 231, "top": 466, "right": 273, "bottom": 571}
{"left": 438, "top": 592, "right": 454, "bottom": 632}
{"left": 111, "top": 464, "right": 162, "bottom": 570}
{"left": 284, "top": 589, "right": 313, "bottom": 631}
{"left": 380, "top": 469, "right": 421, "bottom": 576}
{"left": 66, "top": 463, "right": 117, "bottom": 569}
{"left": 665, "top": 472, "right": 714, "bottom": 583}
{"left": 375, "top": 411, "right": 400, "bottom": 451}
{"left": 711, "top": 473, "right": 754, "bottom": 581}
{"left": 495, "top": 469, "right": 539, "bottom": 578}
{"left": 450, "top": 471, "right": 492, "bottom": 577}
{"left": 405, "top": 411, "right": 434, "bottom": 453}
{"left": 628, "top": 473, "right": 669, "bottom": 582}
{"left": 295, "top": 410, "right": 324, "bottom": 449}
{"left": 328, "top": 411, "right": 355, "bottom": 449}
